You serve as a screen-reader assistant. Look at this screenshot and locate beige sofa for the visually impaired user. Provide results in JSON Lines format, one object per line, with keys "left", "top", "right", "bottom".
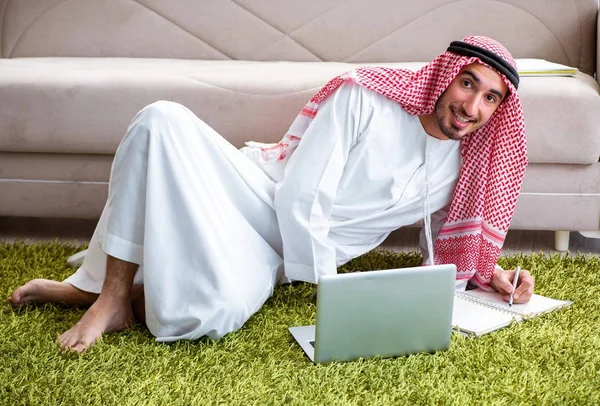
{"left": 1, "top": 0, "right": 599, "bottom": 250}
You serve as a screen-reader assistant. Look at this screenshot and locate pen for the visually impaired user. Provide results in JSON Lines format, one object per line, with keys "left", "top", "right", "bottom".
{"left": 508, "top": 265, "right": 521, "bottom": 307}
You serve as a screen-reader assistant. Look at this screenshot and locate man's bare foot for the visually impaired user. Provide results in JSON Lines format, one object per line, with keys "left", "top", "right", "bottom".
{"left": 7, "top": 279, "right": 98, "bottom": 307}
{"left": 57, "top": 294, "right": 134, "bottom": 353}
{"left": 130, "top": 284, "right": 146, "bottom": 324}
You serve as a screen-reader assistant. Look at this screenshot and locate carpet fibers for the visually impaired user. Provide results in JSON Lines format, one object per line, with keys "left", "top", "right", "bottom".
{"left": 1, "top": 242, "right": 599, "bottom": 405}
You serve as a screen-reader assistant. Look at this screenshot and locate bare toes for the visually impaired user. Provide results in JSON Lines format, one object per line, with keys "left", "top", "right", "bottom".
{"left": 57, "top": 332, "right": 73, "bottom": 349}
{"left": 58, "top": 335, "right": 84, "bottom": 352}
{"left": 72, "top": 342, "right": 89, "bottom": 354}
{"left": 7, "top": 288, "right": 25, "bottom": 306}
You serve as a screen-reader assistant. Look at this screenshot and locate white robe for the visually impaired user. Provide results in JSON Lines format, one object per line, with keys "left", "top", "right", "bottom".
{"left": 65, "top": 83, "right": 461, "bottom": 341}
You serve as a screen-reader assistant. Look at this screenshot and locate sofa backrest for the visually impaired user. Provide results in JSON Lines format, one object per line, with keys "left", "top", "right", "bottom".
{"left": 0, "top": 0, "right": 597, "bottom": 75}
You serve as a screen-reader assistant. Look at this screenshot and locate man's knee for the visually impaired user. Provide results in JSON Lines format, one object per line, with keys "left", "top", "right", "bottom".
{"left": 124, "top": 100, "right": 191, "bottom": 145}
{"left": 136, "top": 100, "right": 188, "bottom": 127}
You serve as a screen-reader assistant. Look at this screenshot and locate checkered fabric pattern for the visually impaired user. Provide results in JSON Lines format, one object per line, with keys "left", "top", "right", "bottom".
{"left": 265, "top": 36, "right": 527, "bottom": 288}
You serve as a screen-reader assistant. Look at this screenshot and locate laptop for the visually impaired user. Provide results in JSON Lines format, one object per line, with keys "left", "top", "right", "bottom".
{"left": 289, "top": 264, "right": 456, "bottom": 363}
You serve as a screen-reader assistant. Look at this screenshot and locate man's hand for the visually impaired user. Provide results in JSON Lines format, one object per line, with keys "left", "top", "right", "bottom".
{"left": 489, "top": 267, "right": 535, "bottom": 304}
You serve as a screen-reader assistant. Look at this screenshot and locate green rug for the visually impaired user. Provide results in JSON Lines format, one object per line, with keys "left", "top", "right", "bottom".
{"left": 1, "top": 242, "right": 599, "bottom": 405}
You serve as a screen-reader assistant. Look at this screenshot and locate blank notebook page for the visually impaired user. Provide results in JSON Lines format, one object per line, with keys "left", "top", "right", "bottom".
{"left": 451, "top": 296, "right": 517, "bottom": 336}
{"left": 461, "top": 289, "right": 570, "bottom": 316}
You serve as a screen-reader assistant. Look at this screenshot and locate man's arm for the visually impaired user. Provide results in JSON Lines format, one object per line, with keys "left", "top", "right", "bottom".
{"left": 274, "top": 83, "right": 363, "bottom": 284}
{"left": 419, "top": 205, "right": 535, "bottom": 299}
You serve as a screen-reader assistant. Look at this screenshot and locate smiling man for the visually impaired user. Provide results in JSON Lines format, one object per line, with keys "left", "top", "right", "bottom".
{"left": 420, "top": 63, "right": 508, "bottom": 140}
{"left": 8, "top": 36, "right": 534, "bottom": 352}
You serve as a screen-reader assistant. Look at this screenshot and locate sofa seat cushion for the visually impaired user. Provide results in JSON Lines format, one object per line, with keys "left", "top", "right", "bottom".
{"left": 1, "top": 57, "right": 599, "bottom": 164}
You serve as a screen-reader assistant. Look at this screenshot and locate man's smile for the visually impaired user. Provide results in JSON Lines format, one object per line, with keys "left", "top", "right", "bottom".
{"left": 450, "top": 108, "right": 476, "bottom": 130}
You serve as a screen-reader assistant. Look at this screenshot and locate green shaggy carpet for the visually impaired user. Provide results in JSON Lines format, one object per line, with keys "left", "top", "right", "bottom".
{"left": 1, "top": 242, "right": 599, "bottom": 405}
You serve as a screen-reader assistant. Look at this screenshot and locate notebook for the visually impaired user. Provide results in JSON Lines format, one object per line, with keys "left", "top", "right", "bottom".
{"left": 452, "top": 288, "right": 572, "bottom": 336}
{"left": 515, "top": 59, "right": 578, "bottom": 77}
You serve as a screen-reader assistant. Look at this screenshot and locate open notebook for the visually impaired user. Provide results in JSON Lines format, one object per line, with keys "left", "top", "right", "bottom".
{"left": 452, "top": 288, "right": 572, "bottom": 337}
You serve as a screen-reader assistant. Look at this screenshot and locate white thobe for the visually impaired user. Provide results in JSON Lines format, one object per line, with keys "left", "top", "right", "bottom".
{"left": 65, "top": 83, "right": 461, "bottom": 341}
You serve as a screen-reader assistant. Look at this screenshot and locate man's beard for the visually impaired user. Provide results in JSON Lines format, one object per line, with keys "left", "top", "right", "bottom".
{"left": 435, "top": 102, "right": 464, "bottom": 141}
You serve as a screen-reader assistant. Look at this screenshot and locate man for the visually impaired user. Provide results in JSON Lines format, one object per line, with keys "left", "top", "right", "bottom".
{"left": 8, "top": 36, "right": 535, "bottom": 353}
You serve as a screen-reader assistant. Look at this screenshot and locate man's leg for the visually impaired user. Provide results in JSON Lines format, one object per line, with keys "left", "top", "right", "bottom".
{"left": 12, "top": 100, "right": 281, "bottom": 348}
{"left": 8, "top": 103, "right": 150, "bottom": 350}
{"left": 53, "top": 103, "right": 157, "bottom": 352}
{"left": 57, "top": 255, "right": 137, "bottom": 353}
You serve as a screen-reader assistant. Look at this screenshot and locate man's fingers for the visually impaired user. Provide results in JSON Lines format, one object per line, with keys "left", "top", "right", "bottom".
{"left": 513, "top": 270, "right": 534, "bottom": 303}
{"left": 490, "top": 268, "right": 514, "bottom": 296}
{"left": 513, "top": 286, "right": 533, "bottom": 303}
{"left": 494, "top": 271, "right": 514, "bottom": 294}
{"left": 490, "top": 268, "right": 535, "bottom": 303}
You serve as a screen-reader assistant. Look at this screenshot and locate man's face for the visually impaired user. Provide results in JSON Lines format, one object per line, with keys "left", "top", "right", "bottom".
{"left": 433, "top": 63, "right": 508, "bottom": 140}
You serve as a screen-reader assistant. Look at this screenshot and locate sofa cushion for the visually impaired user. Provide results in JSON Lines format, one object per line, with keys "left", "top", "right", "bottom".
{"left": 2, "top": 153, "right": 598, "bottom": 223}
{"left": 1, "top": 57, "right": 599, "bottom": 164}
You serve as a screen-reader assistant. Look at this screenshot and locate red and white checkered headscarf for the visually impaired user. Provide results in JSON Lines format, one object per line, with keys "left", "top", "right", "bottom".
{"left": 265, "top": 36, "right": 527, "bottom": 288}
